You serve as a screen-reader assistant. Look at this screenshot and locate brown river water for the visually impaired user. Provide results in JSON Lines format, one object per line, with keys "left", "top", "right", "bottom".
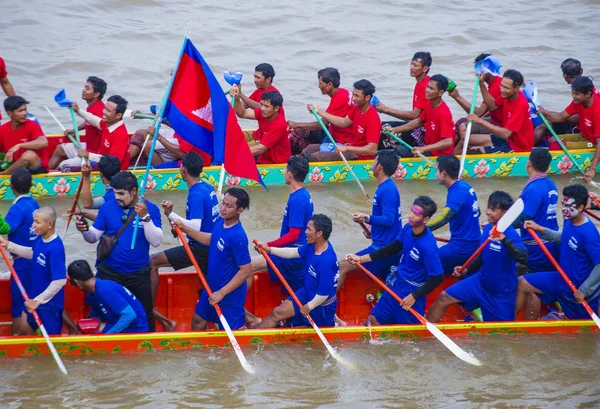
{"left": 2, "top": 0, "right": 600, "bottom": 407}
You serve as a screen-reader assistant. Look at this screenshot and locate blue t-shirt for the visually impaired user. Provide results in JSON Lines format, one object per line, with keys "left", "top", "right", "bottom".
{"left": 298, "top": 243, "right": 339, "bottom": 299}
{"left": 207, "top": 219, "right": 251, "bottom": 307}
{"left": 369, "top": 178, "right": 402, "bottom": 247}
{"left": 280, "top": 187, "right": 314, "bottom": 246}
{"left": 479, "top": 224, "right": 524, "bottom": 294}
{"left": 87, "top": 278, "right": 148, "bottom": 333}
{"left": 559, "top": 218, "right": 600, "bottom": 287}
{"left": 187, "top": 182, "right": 220, "bottom": 246}
{"left": 520, "top": 177, "right": 559, "bottom": 242}
{"left": 104, "top": 189, "right": 115, "bottom": 203}
{"left": 446, "top": 180, "right": 481, "bottom": 245}
{"left": 93, "top": 199, "right": 162, "bottom": 274}
{"left": 396, "top": 224, "right": 443, "bottom": 285}
{"left": 5, "top": 195, "right": 39, "bottom": 272}
{"left": 29, "top": 235, "right": 66, "bottom": 311}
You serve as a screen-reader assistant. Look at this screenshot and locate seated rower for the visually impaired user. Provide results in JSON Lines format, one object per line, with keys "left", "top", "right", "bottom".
{"left": 465, "top": 69, "right": 534, "bottom": 154}
{"left": 337, "top": 150, "right": 401, "bottom": 291}
{"left": 539, "top": 76, "right": 600, "bottom": 182}
{"left": 1, "top": 207, "right": 66, "bottom": 335}
{"left": 71, "top": 95, "right": 130, "bottom": 170}
{"left": 512, "top": 148, "right": 559, "bottom": 272}
{"left": 427, "top": 155, "right": 481, "bottom": 275}
{"left": 388, "top": 74, "right": 455, "bottom": 157}
{"left": 346, "top": 196, "right": 443, "bottom": 325}
{"left": 76, "top": 155, "right": 121, "bottom": 221}
{"left": 174, "top": 188, "right": 252, "bottom": 331}
{"left": 0, "top": 96, "right": 49, "bottom": 175}
{"left": 130, "top": 124, "right": 184, "bottom": 167}
{"left": 302, "top": 79, "right": 381, "bottom": 162}
{"left": 256, "top": 214, "right": 339, "bottom": 328}
{"left": 49, "top": 76, "right": 106, "bottom": 170}
{"left": 230, "top": 86, "right": 291, "bottom": 164}
{"left": 516, "top": 184, "right": 600, "bottom": 320}
{"left": 288, "top": 67, "right": 353, "bottom": 154}
{"left": 67, "top": 260, "right": 149, "bottom": 334}
{"left": 427, "top": 191, "right": 528, "bottom": 322}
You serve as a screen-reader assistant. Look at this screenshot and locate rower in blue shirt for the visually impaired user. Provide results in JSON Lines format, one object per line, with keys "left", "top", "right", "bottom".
{"left": 78, "top": 155, "right": 121, "bottom": 220}
{"left": 150, "top": 153, "right": 220, "bottom": 331}
{"left": 517, "top": 184, "right": 600, "bottom": 320}
{"left": 426, "top": 154, "right": 481, "bottom": 275}
{"left": 347, "top": 196, "right": 444, "bottom": 325}
{"left": 68, "top": 260, "right": 148, "bottom": 334}
{"left": 174, "top": 187, "right": 252, "bottom": 331}
{"left": 427, "top": 191, "right": 529, "bottom": 322}
{"left": 0, "top": 169, "right": 39, "bottom": 334}
{"left": 256, "top": 214, "right": 339, "bottom": 328}
{"left": 1, "top": 206, "right": 66, "bottom": 335}
{"left": 337, "top": 150, "right": 402, "bottom": 291}
{"left": 512, "top": 148, "right": 559, "bottom": 272}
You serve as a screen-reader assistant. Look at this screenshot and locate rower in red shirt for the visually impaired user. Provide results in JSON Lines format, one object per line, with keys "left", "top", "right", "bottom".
{"left": 467, "top": 69, "right": 534, "bottom": 153}
{"left": 49, "top": 76, "right": 107, "bottom": 170}
{"left": 230, "top": 86, "right": 291, "bottom": 164}
{"left": 72, "top": 95, "right": 131, "bottom": 170}
{"left": 0, "top": 57, "right": 16, "bottom": 122}
{"left": 0, "top": 96, "right": 49, "bottom": 175}
{"left": 388, "top": 74, "right": 455, "bottom": 157}
{"left": 540, "top": 76, "right": 600, "bottom": 182}
{"left": 303, "top": 79, "right": 381, "bottom": 161}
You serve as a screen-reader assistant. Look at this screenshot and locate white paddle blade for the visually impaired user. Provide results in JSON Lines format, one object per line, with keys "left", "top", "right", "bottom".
{"left": 425, "top": 322, "right": 482, "bottom": 366}
{"left": 496, "top": 198, "right": 524, "bottom": 233}
{"left": 219, "top": 315, "right": 255, "bottom": 374}
{"left": 39, "top": 325, "right": 68, "bottom": 375}
{"left": 312, "top": 324, "right": 356, "bottom": 370}
{"left": 459, "top": 121, "right": 473, "bottom": 178}
{"left": 591, "top": 312, "right": 600, "bottom": 330}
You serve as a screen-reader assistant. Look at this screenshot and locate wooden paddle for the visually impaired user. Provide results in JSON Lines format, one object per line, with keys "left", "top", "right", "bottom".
{"left": 253, "top": 239, "right": 355, "bottom": 369}
{"left": 585, "top": 209, "right": 600, "bottom": 222}
{"left": 527, "top": 228, "right": 600, "bottom": 329}
{"left": 589, "top": 194, "right": 600, "bottom": 209}
{"left": 0, "top": 245, "right": 68, "bottom": 375}
{"left": 455, "top": 198, "right": 524, "bottom": 276}
{"left": 381, "top": 128, "right": 436, "bottom": 167}
{"left": 63, "top": 179, "right": 84, "bottom": 237}
{"left": 351, "top": 261, "right": 481, "bottom": 366}
{"left": 311, "top": 108, "right": 371, "bottom": 201}
{"left": 173, "top": 226, "right": 254, "bottom": 374}
{"left": 458, "top": 76, "right": 481, "bottom": 179}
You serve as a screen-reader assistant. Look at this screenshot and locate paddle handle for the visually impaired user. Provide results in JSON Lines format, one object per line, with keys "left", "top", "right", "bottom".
{"left": 68, "top": 107, "right": 81, "bottom": 148}
{"left": 526, "top": 228, "right": 596, "bottom": 317}
{"left": 133, "top": 113, "right": 157, "bottom": 120}
{"left": 64, "top": 178, "right": 84, "bottom": 236}
{"left": 585, "top": 209, "right": 600, "bottom": 222}
{"left": 44, "top": 106, "right": 67, "bottom": 131}
{"left": 358, "top": 221, "right": 370, "bottom": 236}
{"left": 456, "top": 238, "right": 490, "bottom": 276}
{"left": 589, "top": 195, "right": 600, "bottom": 209}
{"left": 231, "top": 96, "right": 236, "bottom": 108}
{"left": 435, "top": 236, "right": 450, "bottom": 243}
{"left": 458, "top": 76, "right": 481, "bottom": 178}
{"left": 383, "top": 129, "right": 435, "bottom": 167}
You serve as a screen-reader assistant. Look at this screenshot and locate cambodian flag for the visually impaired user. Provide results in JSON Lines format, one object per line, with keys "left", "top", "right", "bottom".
{"left": 163, "top": 39, "right": 265, "bottom": 188}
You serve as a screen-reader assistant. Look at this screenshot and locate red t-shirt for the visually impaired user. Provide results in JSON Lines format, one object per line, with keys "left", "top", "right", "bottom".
{"left": 485, "top": 76, "right": 503, "bottom": 126}
{"left": 413, "top": 76, "right": 430, "bottom": 110}
{"left": 326, "top": 88, "right": 354, "bottom": 144}
{"left": 253, "top": 108, "right": 290, "bottom": 164}
{"left": 348, "top": 105, "right": 381, "bottom": 160}
{"left": 99, "top": 121, "right": 130, "bottom": 170}
{"left": 493, "top": 91, "right": 534, "bottom": 152}
{"left": 83, "top": 100, "right": 105, "bottom": 153}
{"left": 565, "top": 98, "right": 600, "bottom": 145}
{"left": 419, "top": 100, "right": 455, "bottom": 156}
{"left": 176, "top": 135, "right": 213, "bottom": 166}
{"left": 0, "top": 57, "right": 6, "bottom": 121}
{"left": 0, "top": 119, "right": 49, "bottom": 168}
{"left": 249, "top": 85, "right": 285, "bottom": 139}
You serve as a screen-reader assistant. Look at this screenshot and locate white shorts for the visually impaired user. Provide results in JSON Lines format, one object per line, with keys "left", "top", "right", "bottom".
{"left": 61, "top": 142, "right": 87, "bottom": 159}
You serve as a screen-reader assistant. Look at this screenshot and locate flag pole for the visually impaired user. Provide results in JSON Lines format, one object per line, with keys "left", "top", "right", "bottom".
{"left": 217, "top": 165, "right": 226, "bottom": 204}
{"left": 131, "top": 35, "right": 189, "bottom": 249}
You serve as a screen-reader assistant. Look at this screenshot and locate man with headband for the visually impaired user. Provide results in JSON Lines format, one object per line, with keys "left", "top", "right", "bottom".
{"left": 516, "top": 184, "right": 600, "bottom": 320}
{"left": 346, "top": 196, "right": 444, "bottom": 325}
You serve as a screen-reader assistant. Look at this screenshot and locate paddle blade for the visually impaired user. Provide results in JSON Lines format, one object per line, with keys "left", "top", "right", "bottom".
{"left": 496, "top": 198, "right": 524, "bottom": 233}
{"left": 218, "top": 314, "right": 255, "bottom": 374}
{"left": 370, "top": 94, "right": 380, "bottom": 106}
{"left": 475, "top": 55, "right": 502, "bottom": 76}
{"left": 224, "top": 71, "right": 243, "bottom": 86}
{"left": 591, "top": 312, "right": 600, "bottom": 330}
{"left": 425, "top": 322, "right": 482, "bottom": 366}
{"left": 311, "top": 324, "right": 356, "bottom": 370}
{"left": 39, "top": 324, "right": 68, "bottom": 375}
{"left": 54, "top": 89, "right": 74, "bottom": 108}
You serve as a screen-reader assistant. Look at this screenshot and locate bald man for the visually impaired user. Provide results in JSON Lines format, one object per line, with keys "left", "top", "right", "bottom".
{"left": 1, "top": 206, "right": 67, "bottom": 334}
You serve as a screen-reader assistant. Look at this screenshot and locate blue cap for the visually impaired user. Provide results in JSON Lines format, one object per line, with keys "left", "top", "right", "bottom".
{"left": 475, "top": 55, "right": 502, "bottom": 76}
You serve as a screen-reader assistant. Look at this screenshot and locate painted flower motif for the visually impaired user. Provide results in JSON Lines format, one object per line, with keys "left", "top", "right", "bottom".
{"left": 308, "top": 166, "right": 324, "bottom": 183}
{"left": 53, "top": 177, "right": 71, "bottom": 196}
{"left": 145, "top": 175, "right": 157, "bottom": 191}
{"left": 392, "top": 163, "right": 407, "bottom": 179}
{"left": 474, "top": 159, "right": 490, "bottom": 178}
{"left": 226, "top": 176, "right": 241, "bottom": 186}
{"left": 557, "top": 155, "right": 573, "bottom": 174}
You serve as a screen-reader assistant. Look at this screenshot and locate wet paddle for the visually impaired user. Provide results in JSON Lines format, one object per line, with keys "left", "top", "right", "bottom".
{"left": 455, "top": 198, "right": 524, "bottom": 276}
{"left": 0, "top": 246, "right": 68, "bottom": 375}
{"left": 351, "top": 261, "right": 481, "bottom": 366}
{"left": 254, "top": 239, "right": 355, "bottom": 369}
{"left": 527, "top": 228, "right": 600, "bottom": 329}
{"left": 311, "top": 108, "right": 371, "bottom": 201}
{"left": 458, "top": 76, "right": 481, "bottom": 178}
{"left": 382, "top": 128, "right": 436, "bottom": 167}
{"left": 174, "top": 226, "right": 254, "bottom": 374}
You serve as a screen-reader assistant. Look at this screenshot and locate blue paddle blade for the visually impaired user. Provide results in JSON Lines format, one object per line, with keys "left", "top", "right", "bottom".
{"left": 224, "top": 71, "right": 243, "bottom": 86}
{"left": 26, "top": 113, "right": 40, "bottom": 125}
{"left": 474, "top": 60, "right": 485, "bottom": 75}
{"left": 54, "top": 89, "right": 74, "bottom": 108}
{"left": 474, "top": 55, "right": 502, "bottom": 75}
{"left": 370, "top": 94, "right": 380, "bottom": 106}
{"left": 150, "top": 104, "right": 158, "bottom": 115}
{"left": 523, "top": 81, "right": 542, "bottom": 125}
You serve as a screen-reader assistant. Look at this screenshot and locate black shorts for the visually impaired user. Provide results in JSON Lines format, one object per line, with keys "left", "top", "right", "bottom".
{"left": 165, "top": 242, "right": 209, "bottom": 273}
{"left": 28, "top": 165, "right": 47, "bottom": 175}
